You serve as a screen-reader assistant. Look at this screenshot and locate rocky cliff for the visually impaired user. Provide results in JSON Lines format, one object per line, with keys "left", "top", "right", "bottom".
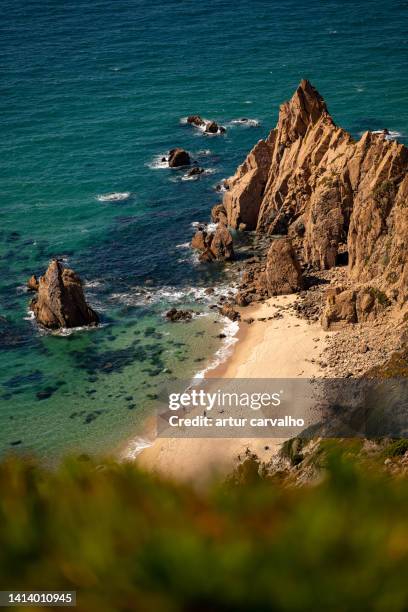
{"left": 222, "top": 80, "right": 408, "bottom": 318}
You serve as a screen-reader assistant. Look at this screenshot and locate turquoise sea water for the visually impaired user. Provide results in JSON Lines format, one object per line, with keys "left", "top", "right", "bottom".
{"left": 1, "top": 0, "right": 408, "bottom": 460}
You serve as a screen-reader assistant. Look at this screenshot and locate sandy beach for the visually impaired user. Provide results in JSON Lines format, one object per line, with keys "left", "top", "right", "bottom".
{"left": 136, "top": 295, "right": 328, "bottom": 483}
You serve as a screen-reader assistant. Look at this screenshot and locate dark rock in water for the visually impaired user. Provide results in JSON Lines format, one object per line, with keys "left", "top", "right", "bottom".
{"left": 187, "top": 115, "right": 205, "bottom": 127}
{"left": 205, "top": 121, "right": 219, "bottom": 134}
{"left": 191, "top": 230, "right": 209, "bottom": 252}
{"left": 36, "top": 385, "right": 58, "bottom": 400}
{"left": 166, "top": 308, "right": 193, "bottom": 322}
{"left": 27, "top": 275, "right": 39, "bottom": 291}
{"left": 192, "top": 222, "right": 234, "bottom": 262}
{"left": 187, "top": 166, "right": 205, "bottom": 177}
{"left": 10, "top": 440, "right": 22, "bottom": 446}
{"left": 168, "top": 148, "right": 191, "bottom": 167}
{"left": 205, "top": 121, "right": 226, "bottom": 134}
{"left": 30, "top": 260, "right": 99, "bottom": 329}
{"left": 186, "top": 115, "right": 225, "bottom": 134}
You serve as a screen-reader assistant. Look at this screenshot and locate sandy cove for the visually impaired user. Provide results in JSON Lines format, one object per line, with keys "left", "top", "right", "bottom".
{"left": 135, "top": 295, "right": 328, "bottom": 484}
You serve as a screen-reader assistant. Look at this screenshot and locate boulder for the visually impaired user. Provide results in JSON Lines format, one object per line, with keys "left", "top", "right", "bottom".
{"left": 165, "top": 308, "right": 193, "bottom": 322}
{"left": 191, "top": 230, "right": 210, "bottom": 252}
{"left": 321, "top": 287, "right": 357, "bottom": 331}
{"left": 265, "top": 238, "right": 303, "bottom": 296}
{"left": 187, "top": 115, "right": 205, "bottom": 127}
{"left": 211, "top": 204, "right": 228, "bottom": 225}
{"left": 168, "top": 148, "right": 191, "bottom": 168}
{"left": 219, "top": 303, "right": 240, "bottom": 321}
{"left": 209, "top": 224, "right": 234, "bottom": 261}
{"left": 191, "top": 223, "right": 234, "bottom": 262}
{"left": 187, "top": 166, "right": 204, "bottom": 177}
{"left": 27, "top": 275, "right": 39, "bottom": 291}
{"left": 205, "top": 121, "right": 220, "bottom": 134}
{"left": 30, "top": 260, "right": 99, "bottom": 329}
{"left": 321, "top": 285, "right": 391, "bottom": 330}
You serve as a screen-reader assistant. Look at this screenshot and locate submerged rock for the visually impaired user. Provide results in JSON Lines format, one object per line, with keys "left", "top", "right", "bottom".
{"left": 168, "top": 148, "right": 191, "bottom": 167}
{"left": 165, "top": 308, "right": 193, "bottom": 322}
{"left": 30, "top": 260, "right": 99, "bottom": 329}
{"left": 187, "top": 166, "right": 205, "bottom": 177}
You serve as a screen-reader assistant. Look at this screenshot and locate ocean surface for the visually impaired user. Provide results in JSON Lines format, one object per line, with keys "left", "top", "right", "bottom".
{"left": 1, "top": 0, "right": 407, "bottom": 461}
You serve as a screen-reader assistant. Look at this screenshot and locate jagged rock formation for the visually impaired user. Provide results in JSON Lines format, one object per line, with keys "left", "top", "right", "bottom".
{"left": 264, "top": 238, "right": 303, "bottom": 296}
{"left": 211, "top": 204, "right": 228, "bottom": 225}
{"left": 222, "top": 79, "right": 408, "bottom": 314}
{"left": 30, "top": 260, "right": 99, "bottom": 329}
{"left": 186, "top": 115, "right": 226, "bottom": 134}
{"left": 224, "top": 140, "right": 272, "bottom": 230}
{"left": 321, "top": 285, "right": 391, "bottom": 330}
{"left": 27, "top": 275, "right": 39, "bottom": 291}
{"left": 191, "top": 223, "right": 234, "bottom": 262}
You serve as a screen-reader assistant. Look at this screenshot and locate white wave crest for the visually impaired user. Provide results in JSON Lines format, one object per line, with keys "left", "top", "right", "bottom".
{"left": 193, "top": 317, "right": 239, "bottom": 379}
{"left": 97, "top": 192, "right": 132, "bottom": 202}
{"left": 229, "top": 118, "right": 260, "bottom": 127}
{"left": 147, "top": 155, "right": 169, "bottom": 169}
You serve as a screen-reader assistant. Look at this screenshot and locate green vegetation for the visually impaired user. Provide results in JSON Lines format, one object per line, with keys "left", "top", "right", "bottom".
{"left": 384, "top": 439, "right": 408, "bottom": 458}
{"left": 368, "top": 286, "right": 391, "bottom": 307}
{"left": 1, "top": 452, "right": 408, "bottom": 611}
{"left": 280, "top": 437, "right": 307, "bottom": 465}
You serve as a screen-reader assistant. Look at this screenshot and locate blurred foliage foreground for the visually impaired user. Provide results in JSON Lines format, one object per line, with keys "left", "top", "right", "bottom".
{"left": 1, "top": 450, "right": 408, "bottom": 612}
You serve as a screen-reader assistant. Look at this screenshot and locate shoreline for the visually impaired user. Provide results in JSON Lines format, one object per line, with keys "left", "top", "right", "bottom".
{"left": 131, "top": 294, "right": 329, "bottom": 483}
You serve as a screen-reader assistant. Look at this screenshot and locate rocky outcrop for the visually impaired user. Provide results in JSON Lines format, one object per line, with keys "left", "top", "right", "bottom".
{"left": 191, "top": 223, "right": 234, "bottom": 262}
{"left": 30, "top": 260, "right": 99, "bottom": 329}
{"left": 186, "top": 115, "right": 226, "bottom": 134}
{"left": 187, "top": 115, "right": 205, "bottom": 127}
{"left": 220, "top": 79, "right": 408, "bottom": 317}
{"left": 223, "top": 139, "right": 272, "bottom": 230}
{"left": 264, "top": 238, "right": 303, "bottom": 296}
{"left": 210, "top": 224, "right": 234, "bottom": 261}
{"left": 211, "top": 204, "right": 228, "bottom": 225}
{"left": 187, "top": 166, "right": 204, "bottom": 177}
{"left": 321, "top": 285, "right": 391, "bottom": 330}
{"left": 219, "top": 303, "right": 240, "bottom": 321}
{"left": 168, "top": 148, "right": 191, "bottom": 167}
{"left": 27, "top": 275, "right": 39, "bottom": 291}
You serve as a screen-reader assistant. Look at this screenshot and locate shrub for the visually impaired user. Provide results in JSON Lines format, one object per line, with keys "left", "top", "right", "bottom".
{"left": 0, "top": 452, "right": 408, "bottom": 611}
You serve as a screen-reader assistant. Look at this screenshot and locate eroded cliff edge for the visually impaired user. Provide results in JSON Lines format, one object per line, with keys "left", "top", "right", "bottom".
{"left": 219, "top": 79, "right": 408, "bottom": 327}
